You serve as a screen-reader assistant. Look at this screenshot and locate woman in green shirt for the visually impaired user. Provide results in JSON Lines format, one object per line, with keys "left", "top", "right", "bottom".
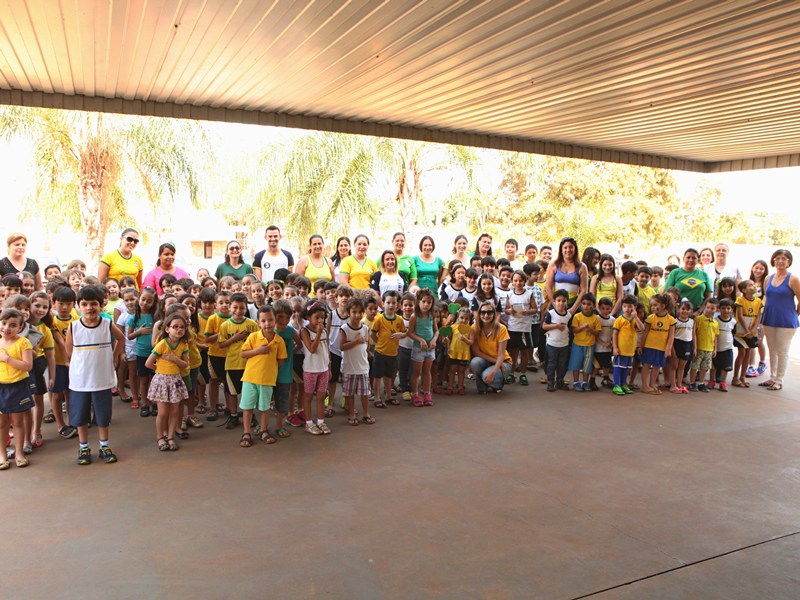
{"left": 664, "top": 248, "right": 712, "bottom": 313}
{"left": 214, "top": 240, "right": 254, "bottom": 280}
{"left": 391, "top": 232, "right": 418, "bottom": 288}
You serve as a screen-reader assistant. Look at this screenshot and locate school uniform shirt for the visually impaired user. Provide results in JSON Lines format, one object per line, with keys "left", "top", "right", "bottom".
{"left": 643, "top": 313, "right": 676, "bottom": 351}
{"left": 638, "top": 285, "right": 657, "bottom": 315}
{"left": 439, "top": 281, "right": 468, "bottom": 303}
{"left": 595, "top": 314, "right": 615, "bottom": 353}
{"left": 128, "top": 313, "right": 155, "bottom": 358}
{"left": 241, "top": 331, "right": 287, "bottom": 386}
{"left": 204, "top": 313, "right": 230, "bottom": 358}
{"left": 0, "top": 337, "right": 32, "bottom": 383}
{"left": 31, "top": 321, "right": 55, "bottom": 359}
{"left": 329, "top": 309, "right": 348, "bottom": 357}
{"left": 151, "top": 339, "right": 189, "bottom": 376}
{"left": 398, "top": 317, "right": 413, "bottom": 350}
{"left": 715, "top": 317, "right": 736, "bottom": 352}
{"left": 544, "top": 308, "right": 571, "bottom": 348}
{"left": 674, "top": 317, "right": 694, "bottom": 342}
{"left": 613, "top": 316, "right": 638, "bottom": 357}
{"left": 571, "top": 312, "right": 601, "bottom": 347}
{"left": 735, "top": 296, "right": 764, "bottom": 335}
{"left": 340, "top": 322, "right": 371, "bottom": 376}
{"left": 371, "top": 313, "right": 406, "bottom": 357}
{"left": 187, "top": 328, "right": 203, "bottom": 370}
{"left": 52, "top": 313, "right": 79, "bottom": 366}
{"left": 219, "top": 317, "right": 259, "bottom": 371}
{"left": 694, "top": 314, "right": 719, "bottom": 353}
{"left": 69, "top": 318, "right": 115, "bottom": 391}
{"left": 507, "top": 289, "right": 535, "bottom": 332}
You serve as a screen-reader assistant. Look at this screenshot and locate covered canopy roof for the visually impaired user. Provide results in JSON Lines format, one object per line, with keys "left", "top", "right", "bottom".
{"left": 1, "top": 0, "right": 799, "bottom": 172}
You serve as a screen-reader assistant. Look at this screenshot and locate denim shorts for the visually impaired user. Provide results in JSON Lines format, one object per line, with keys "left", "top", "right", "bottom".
{"left": 411, "top": 346, "right": 435, "bottom": 362}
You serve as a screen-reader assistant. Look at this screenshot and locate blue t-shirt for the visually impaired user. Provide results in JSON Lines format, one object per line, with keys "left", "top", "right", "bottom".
{"left": 276, "top": 326, "right": 295, "bottom": 384}
{"left": 128, "top": 313, "right": 155, "bottom": 357}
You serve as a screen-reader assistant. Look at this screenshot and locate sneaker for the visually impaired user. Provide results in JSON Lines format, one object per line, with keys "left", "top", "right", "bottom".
{"left": 180, "top": 418, "right": 188, "bottom": 432}
{"left": 718, "top": 382, "right": 728, "bottom": 392}
{"left": 745, "top": 366, "right": 758, "bottom": 378}
{"left": 305, "top": 423, "right": 323, "bottom": 435}
{"left": 223, "top": 415, "right": 240, "bottom": 430}
{"left": 99, "top": 446, "right": 117, "bottom": 463}
{"left": 150, "top": 405, "right": 158, "bottom": 417}
{"left": 77, "top": 447, "right": 92, "bottom": 465}
{"left": 707, "top": 381, "right": 715, "bottom": 390}
{"left": 757, "top": 361, "right": 767, "bottom": 375}
{"left": 688, "top": 383, "right": 698, "bottom": 392}
{"left": 423, "top": 391, "right": 434, "bottom": 406}
{"left": 582, "top": 382, "right": 592, "bottom": 392}
{"left": 697, "top": 384, "right": 710, "bottom": 393}
{"left": 519, "top": 374, "right": 529, "bottom": 386}
{"left": 546, "top": 383, "right": 556, "bottom": 392}
{"left": 612, "top": 385, "right": 625, "bottom": 396}
{"left": 140, "top": 405, "right": 150, "bottom": 418}
{"left": 505, "top": 374, "right": 515, "bottom": 384}
{"left": 187, "top": 415, "right": 204, "bottom": 428}
{"left": 286, "top": 413, "right": 304, "bottom": 428}
{"left": 558, "top": 381, "right": 570, "bottom": 390}
{"left": 402, "top": 391, "right": 412, "bottom": 402}
{"left": 411, "top": 394, "right": 424, "bottom": 407}
{"left": 621, "top": 385, "right": 634, "bottom": 395}
{"left": 318, "top": 423, "right": 332, "bottom": 435}
{"left": 573, "top": 382, "right": 583, "bottom": 392}
{"left": 589, "top": 379, "right": 599, "bottom": 391}
{"left": 59, "top": 426, "right": 77, "bottom": 439}
{"left": 540, "top": 376, "right": 548, "bottom": 384}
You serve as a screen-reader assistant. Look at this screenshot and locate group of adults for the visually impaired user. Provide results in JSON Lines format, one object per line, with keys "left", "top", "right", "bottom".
{"left": 4, "top": 226, "right": 800, "bottom": 392}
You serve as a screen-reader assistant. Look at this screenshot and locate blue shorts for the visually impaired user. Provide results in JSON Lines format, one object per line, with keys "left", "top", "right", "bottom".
{"left": 50, "top": 364, "right": 70, "bottom": 393}
{"left": 69, "top": 389, "right": 113, "bottom": 427}
{"left": 641, "top": 348, "right": 666, "bottom": 368}
{"left": 273, "top": 383, "right": 291, "bottom": 415}
{"left": 568, "top": 344, "right": 594, "bottom": 373}
{"left": 136, "top": 355, "right": 154, "bottom": 378}
{"left": 613, "top": 355, "right": 634, "bottom": 370}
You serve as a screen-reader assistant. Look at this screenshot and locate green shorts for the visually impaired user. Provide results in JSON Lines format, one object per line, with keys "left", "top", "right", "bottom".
{"left": 239, "top": 381, "right": 274, "bottom": 411}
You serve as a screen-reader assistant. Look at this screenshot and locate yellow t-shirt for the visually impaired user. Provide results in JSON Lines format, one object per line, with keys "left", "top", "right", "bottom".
{"left": 204, "top": 313, "right": 230, "bottom": 358}
{"left": 638, "top": 285, "right": 657, "bottom": 315}
{"left": 571, "top": 312, "right": 601, "bottom": 347}
{"left": 31, "top": 321, "right": 55, "bottom": 359}
{"left": 219, "top": 317, "right": 259, "bottom": 371}
{"left": 241, "top": 331, "right": 288, "bottom": 386}
{"left": 735, "top": 296, "right": 764, "bottom": 334}
{"left": 471, "top": 323, "right": 511, "bottom": 363}
{"left": 187, "top": 327, "right": 203, "bottom": 370}
{"left": 100, "top": 250, "right": 143, "bottom": 289}
{"left": 448, "top": 323, "right": 472, "bottom": 361}
{"left": 0, "top": 336, "right": 32, "bottom": 383}
{"left": 371, "top": 313, "right": 406, "bottom": 357}
{"left": 52, "top": 313, "right": 79, "bottom": 366}
{"left": 339, "top": 256, "right": 378, "bottom": 289}
{"left": 694, "top": 314, "right": 719, "bottom": 353}
{"left": 644, "top": 313, "right": 676, "bottom": 351}
{"left": 613, "top": 316, "right": 637, "bottom": 357}
{"left": 151, "top": 339, "right": 189, "bottom": 376}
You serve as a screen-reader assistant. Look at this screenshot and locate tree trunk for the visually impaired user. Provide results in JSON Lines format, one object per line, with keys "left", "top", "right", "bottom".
{"left": 78, "top": 135, "right": 110, "bottom": 270}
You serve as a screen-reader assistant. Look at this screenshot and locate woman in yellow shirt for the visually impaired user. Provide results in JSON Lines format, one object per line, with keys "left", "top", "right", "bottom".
{"left": 339, "top": 234, "right": 377, "bottom": 290}
{"left": 98, "top": 228, "right": 144, "bottom": 290}
{"left": 470, "top": 301, "right": 512, "bottom": 395}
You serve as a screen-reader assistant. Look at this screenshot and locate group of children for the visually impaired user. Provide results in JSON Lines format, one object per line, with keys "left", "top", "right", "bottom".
{"left": 0, "top": 238, "right": 769, "bottom": 469}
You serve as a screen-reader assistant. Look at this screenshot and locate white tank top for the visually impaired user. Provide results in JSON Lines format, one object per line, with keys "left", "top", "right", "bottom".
{"left": 302, "top": 326, "right": 329, "bottom": 373}
{"left": 69, "top": 318, "right": 115, "bottom": 391}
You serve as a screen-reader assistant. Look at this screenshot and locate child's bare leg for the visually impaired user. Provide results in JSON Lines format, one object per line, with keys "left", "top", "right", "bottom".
{"left": 156, "top": 402, "right": 169, "bottom": 439}
{"left": 457, "top": 365, "right": 466, "bottom": 389}
{"left": 241, "top": 409, "right": 254, "bottom": 436}
{"left": 51, "top": 392, "right": 66, "bottom": 428}
{"left": 410, "top": 362, "right": 422, "bottom": 395}
{"left": 640, "top": 365, "right": 652, "bottom": 391}
{"left": 31, "top": 394, "right": 44, "bottom": 440}
{"left": 139, "top": 377, "right": 150, "bottom": 408}
{"left": 10, "top": 413, "right": 25, "bottom": 457}
{"left": 315, "top": 390, "right": 325, "bottom": 422}
{"left": 421, "top": 360, "right": 432, "bottom": 392}
{"left": 116, "top": 360, "right": 129, "bottom": 400}
{"left": 360, "top": 394, "right": 371, "bottom": 420}
{"left": 648, "top": 367, "right": 660, "bottom": 391}
{"left": 126, "top": 360, "right": 138, "bottom": 401}
{"left": 168, "top": 403, "right": 181, "bottom": 438}
{"left": 302, "top": 391, "right": 313, "bottom": 421}
{"left": 208, "top": 377, "right": 220, "bottom": 410}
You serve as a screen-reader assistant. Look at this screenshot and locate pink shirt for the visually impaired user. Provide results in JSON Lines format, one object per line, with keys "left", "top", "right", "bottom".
{"left": 142, "top": 266, "right": 190, "bottom": 296}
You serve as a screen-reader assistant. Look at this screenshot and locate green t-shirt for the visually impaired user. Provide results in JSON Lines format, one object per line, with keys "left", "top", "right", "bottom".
{"left": 396, "top": 255, "right": 417, "bottom": 283}
{"left": 664, "top": 267, "right": 712, "bottom": 310}
{"left": 214, "top": 262, "right": 254, "bottom": 280}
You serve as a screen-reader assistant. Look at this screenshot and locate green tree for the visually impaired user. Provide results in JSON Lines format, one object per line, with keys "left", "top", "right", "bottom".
{"left": 0, "top": 107, "right": 210, "bottom": 266}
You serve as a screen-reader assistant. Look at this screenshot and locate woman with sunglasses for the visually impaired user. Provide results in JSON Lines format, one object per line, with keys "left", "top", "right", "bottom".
{"left": 98, "top": 228, "right": 144, "bottom": 290}
{"left": 470, "top": 300, "right": 512, "bottom": 394}
{"left": 214, "top": 241, "right": 254, "bottom": 281}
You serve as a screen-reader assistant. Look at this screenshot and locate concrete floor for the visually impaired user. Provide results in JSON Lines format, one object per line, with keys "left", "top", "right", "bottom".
{"left": 5, "top": 367, "right": 800, "bottom": 600}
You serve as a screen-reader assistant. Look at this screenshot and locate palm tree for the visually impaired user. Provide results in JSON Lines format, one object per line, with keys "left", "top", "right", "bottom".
{"left": 0, "top": 107, "right": 210, "bottom": 266}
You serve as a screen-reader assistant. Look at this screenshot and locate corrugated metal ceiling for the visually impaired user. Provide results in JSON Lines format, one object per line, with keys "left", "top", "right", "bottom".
{"left": 1, "top": 0, "right": 799, "bottom": 172}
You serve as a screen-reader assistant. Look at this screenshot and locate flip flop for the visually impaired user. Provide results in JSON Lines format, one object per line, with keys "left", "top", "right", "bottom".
{"left": 758, "top": 381, "right": 774, "bottom": 387}
{"left": 767, "top": 383, "right": 783, "bottom": 391}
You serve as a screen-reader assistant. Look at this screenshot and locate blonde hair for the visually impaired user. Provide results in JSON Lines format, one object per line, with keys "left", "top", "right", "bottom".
{"left": 7, "top": 232, "right": 27, "bottom": 247}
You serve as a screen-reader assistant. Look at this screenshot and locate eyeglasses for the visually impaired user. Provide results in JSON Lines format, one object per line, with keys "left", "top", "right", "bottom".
{"left": 125, "top": 237, "right": 140, "bottom": 244}
{"left": 479, "top": 311, "right": 495, "bottom": 316}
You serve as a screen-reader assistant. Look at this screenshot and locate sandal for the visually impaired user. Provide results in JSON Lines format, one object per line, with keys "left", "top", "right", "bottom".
{"left": 157, "top": 437, "right": 169, "bottom": 451}
{"left": 43, "top": 410, "right": 55, "bottom": 423}
{"left": 215, "top": 403, "right": 226, "bottom": 412}
{"left": 195, "top": 404, "right": 207, "bottom": 414}
{"left": 31, "top": 433, "right": 43, "bottom": 449}
{"left": 361, "top": 416, "right": 376, "bottom": 425}
{"left": 758, "top": 380, "right": 774, "bottom": 387}
{"left": 167, "top": 438, "right": 178, "bottom": 451}
{"left": 389, "top": 397, "right": 400, "bottom": 405}
{"left": 259, "top": 431, "right": 276, "bottom": 444}
{"left": 239, "top": 433, "right": 253, "bottom": 448}
{"left": 732, "top": 380, "right": 748, "bottom": 388}
{"left": 130, "top": 401, "right": 140, "bottom": 409}
{"left": 275, "top": 428, "right": 290, "bottom": 438}
{"left": 175, "top": 430, "right": 189, "bottom": 440}
{"left": 347, "top": 417, "right": 359, "bottom": 426}
{"left": 206, "top": 410, "right": 218, "bottom": 422}
{"left": 15, "top": 456, "right": 28, "bottom": 468}
{"left": 374, "top": 400, "right": 386, "bottom": 409}
{"left": 324, "top": 407, "right": 335, "bottom": 418}
{"left": 767, "top": 383, "right": 783, "bottom": 391}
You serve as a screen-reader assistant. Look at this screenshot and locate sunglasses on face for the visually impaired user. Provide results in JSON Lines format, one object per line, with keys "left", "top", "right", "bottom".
{"left": 479, "top": 311, "right": 495, "bottom": 316}
{"left": 228, "top": 246, "right": 241, "bottom": 251}
{"left": 125, "top": 237, "right": 140, "bottom": 244}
